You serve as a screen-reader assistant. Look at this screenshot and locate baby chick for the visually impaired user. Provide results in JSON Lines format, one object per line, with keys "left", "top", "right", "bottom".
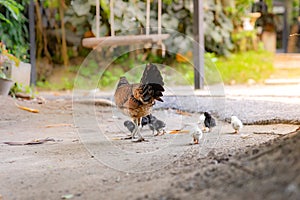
{"left": 231, "top": 116, "right": 243, "bottom": 134}
{"left": 204, "top": 112, "right": 216, "bottom": 132}
{"left": 124, "top": 120, "right": 135, "bottom": 133}
{"left": 141, "top": 114, "right": 151, "bottom": 127}
{"left": 183, "top": 123, "right": 203, "bottom": 145}
{"left": 198, "top": 113, "right": 206, "bottom": 130}
{"left": 147, "top": 115, "right": 166, "bottom": 136}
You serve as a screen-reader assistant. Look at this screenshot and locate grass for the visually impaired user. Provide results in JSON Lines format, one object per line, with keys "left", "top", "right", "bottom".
{"left": 36, "top": 50, "right": 275, "bottom": 91}
{"left": 214, "top": 50, "right": 274, "bottom": 84}
{"left": 169, "top": 50, "right": 274, "bottom": 85}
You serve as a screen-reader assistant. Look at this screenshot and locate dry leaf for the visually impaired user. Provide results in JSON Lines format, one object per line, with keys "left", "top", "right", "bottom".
{"left": 176, "top": 110, "right": 192, "bottom": 116}
{"left": 15, "top": 103, "right": 39, "bottom": 113}
{"left": 168, "top": 130, "right": 189, "bottom": 134}
{"left": 111, "top": 137, "right": 122, "bottom": 140}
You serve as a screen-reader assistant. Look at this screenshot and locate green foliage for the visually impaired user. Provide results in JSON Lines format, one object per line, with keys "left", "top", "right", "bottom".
{"left": 170, "top": 51, "right": 274, "bottom": 85}
{"left": 9, "top": 82, "right": 35, "bottom": 98}
{"left": 49, "top": 0, "right": 259, "bottom": 61}
{"left": 204, "top": 0, "right": 234, "bottom": 56}
{"left": 36, "top": 80, "right": 53, "bottom": 90}
{"left": 225, "top": 0, "right": 254, "bottom": 27}
{"left": 37, "top": 50, "right": 274, "bottom": 91}
{"left": 36, "top": 78, "right": 74, "bottom": 91}
{"left": 214, "top": 50, "right": 274, "bottom": 84}
{"left": 0, "top": 0, "right": 22, "bottom": 23}
{"left": 0, "top": 66, "right": 6, "bottom": 79}
{"left": 231, "top": 30, "right": 258, "bottom": 52}
{"left": 0, "top": 0, "right": 29, "bottom": 61}
{"left": 292, "top": 0, "right": 300, "bottom": 23}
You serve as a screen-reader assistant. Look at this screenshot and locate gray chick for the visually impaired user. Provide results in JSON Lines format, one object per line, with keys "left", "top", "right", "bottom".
{"left": 124, "top": 120, "right": 135, "bottom": 133}
{"left": 147, "top": 115, "right": 166, "bottom": 136}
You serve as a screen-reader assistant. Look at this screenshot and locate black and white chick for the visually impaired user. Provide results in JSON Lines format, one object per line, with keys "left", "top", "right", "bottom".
{"left": 141, "top": 114, "right": 151, "bottom": 128}
{"left": 146, "top": 114, "right": 166, "bottom": 136}
{"left": 183, "top": 123, "right": 203, "bottom": 145}
{"left": 231, "top": 116, "right": 243, "bottom": 134}
{"left": 204, "top": 112, "right": 216, "bottom": 132}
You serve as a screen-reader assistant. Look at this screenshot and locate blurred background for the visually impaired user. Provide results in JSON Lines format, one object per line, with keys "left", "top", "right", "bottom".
{"left": 0, "top": 0, "right": 300, "bottom": 95}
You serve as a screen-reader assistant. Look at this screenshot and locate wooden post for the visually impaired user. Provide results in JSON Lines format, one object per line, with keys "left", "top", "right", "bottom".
{"left": 282, "top": 0, "right": 289, "bottom": 53}
{"left": 110, "top": 0, "right": 115, "bottom": 36}
{"left": 193, "top": 0, "right": 204, "bottom": 89}
{"left": 96, "top": 0, "right": 100, "bottom": 38}
{"left": 146, "top": 0, "right": 150, "bottom": 35}
{"left": 59, "top": 0, "right": 69, "bottom": 66}
{"left": 29, "top": 0, "right": 36, "bottom": 85}
{"left": 158, "top": 0, "right": 162, "bottom": 35}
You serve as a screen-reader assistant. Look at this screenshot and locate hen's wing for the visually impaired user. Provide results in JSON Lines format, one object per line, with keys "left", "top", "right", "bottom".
{"left": 114, "top": 76, "right": 132, "bottom": 109}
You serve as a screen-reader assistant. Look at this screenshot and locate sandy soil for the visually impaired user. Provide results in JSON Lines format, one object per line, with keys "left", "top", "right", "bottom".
{"left": 0, "top": 96, "right": 299, "bottom": 200}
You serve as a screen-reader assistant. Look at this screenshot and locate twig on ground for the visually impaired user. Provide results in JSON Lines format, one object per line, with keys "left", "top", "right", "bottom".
{"left": 45, "top": 123, "right": 74, "bottom": 128}
{"left": 3, "top": 138, "right": 59, "bottom": 146}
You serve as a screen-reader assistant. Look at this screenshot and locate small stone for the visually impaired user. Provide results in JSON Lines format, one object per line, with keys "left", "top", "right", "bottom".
{"left": 252, "top": 149, "right": 259, "bottom": 155}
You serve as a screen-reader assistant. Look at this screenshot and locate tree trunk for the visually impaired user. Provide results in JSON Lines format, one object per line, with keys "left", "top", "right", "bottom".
{"left": 59, "top": 0, "right": 69, "bottom": 67}
{"left": 35, "top": 0, "right": 51, "bottom": 62}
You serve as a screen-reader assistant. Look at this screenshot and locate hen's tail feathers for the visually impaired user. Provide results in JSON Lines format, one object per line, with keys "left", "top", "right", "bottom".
{"left": 140, "top": 63, "right": 165, "bottom": 102}
{"left": 140, "top": 63, "right": 164, "bottom": 86}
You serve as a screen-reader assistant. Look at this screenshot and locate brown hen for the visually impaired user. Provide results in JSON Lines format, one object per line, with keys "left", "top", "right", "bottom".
{"left": 114, "top": 63, "right": 164, "bottom": 142}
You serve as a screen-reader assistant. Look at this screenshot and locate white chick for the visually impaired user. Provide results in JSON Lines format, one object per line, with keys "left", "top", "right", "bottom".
{"left": 198, "top": 113, "right": 205, "bottom": 129}
{"left": 231, "top": 116, "right": 243, "bottom": 134}
{"left": 183, "top": 123, "right": 203, "bottom": 144}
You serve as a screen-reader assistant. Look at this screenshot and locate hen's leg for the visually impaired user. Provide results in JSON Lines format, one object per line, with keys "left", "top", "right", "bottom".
{"left": 132, "top": 118, "right": 147, "bottom": 142}
{"left": 122, "top": 119, "right": 138, "bottom": 140}
{"left": 130, "top": 118, "right": 138, "bottom": 139}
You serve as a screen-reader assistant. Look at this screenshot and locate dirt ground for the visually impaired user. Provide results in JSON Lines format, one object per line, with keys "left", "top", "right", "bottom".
{"left": 0, "top": 96, "right": 300, "bottom": 200}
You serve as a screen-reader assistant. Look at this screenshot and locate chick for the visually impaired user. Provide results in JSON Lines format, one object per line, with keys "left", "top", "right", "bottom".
{"left": 204, "top": 112, "right": 216, "bottom": 132}
{"left": 231, "top": 116, "right": 243, "bottom": 134}
{"left": 198, "top": 113, "right": 205, "bottom": 130}
{"left": 141, "top": 114, "right": 151, "bottom": 127}
{"left": 148, "top": 115, "right": 166, "bottom": 136}
{"left": 183, "top": 123, "right": 203, "bottom": 145}
{"left": 124, "top": 120, "right": 135, "bottom": 133}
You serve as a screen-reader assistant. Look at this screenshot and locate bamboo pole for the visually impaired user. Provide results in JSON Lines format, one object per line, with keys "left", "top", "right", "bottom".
{"left": 96, "top": 0, "right": 100, "bottom": 38}
{"left": 146, "top": 0, "right": 150, "bottom": 35}
{"left": 110, "top": 0, "right": 115, "bottom": 36}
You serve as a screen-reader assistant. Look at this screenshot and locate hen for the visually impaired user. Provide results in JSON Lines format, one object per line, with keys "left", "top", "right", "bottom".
{"left": 114, "top": 63, "right": 164, "bottom": 142}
